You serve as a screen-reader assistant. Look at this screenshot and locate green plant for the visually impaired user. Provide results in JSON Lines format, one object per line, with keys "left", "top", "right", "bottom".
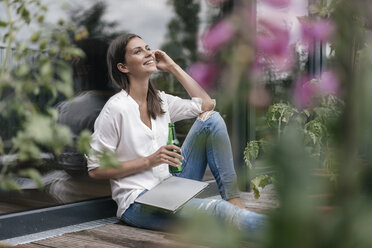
{"left": 244, "top": 95, "right": 343, "bottom": 199}
{"left": 0, "top": 0, "right": 87, "bottom": 190}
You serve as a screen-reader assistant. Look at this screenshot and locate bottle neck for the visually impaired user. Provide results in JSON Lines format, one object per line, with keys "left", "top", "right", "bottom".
{"left": 171, "top": 125, "right": 180, "bottom": 145}
{"left": 171, "top": 125, "right": 177, "bottom": 141}
{"left": 168, "top": 123, "right": 173, "bottom": 143}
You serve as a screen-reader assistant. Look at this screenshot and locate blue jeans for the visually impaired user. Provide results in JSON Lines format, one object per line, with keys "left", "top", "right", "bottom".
{"left": 121, "top": 112, "right": 265, "bottom": 233}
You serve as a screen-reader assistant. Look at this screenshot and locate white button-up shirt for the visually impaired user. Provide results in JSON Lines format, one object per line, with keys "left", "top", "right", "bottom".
{"left": 87, "top": 90, "right": 204, "bottom": 217}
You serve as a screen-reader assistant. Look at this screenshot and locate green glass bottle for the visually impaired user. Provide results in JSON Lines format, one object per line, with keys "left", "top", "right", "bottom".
{"left": 167, "top": 123, "right": 183, "bottom": 173}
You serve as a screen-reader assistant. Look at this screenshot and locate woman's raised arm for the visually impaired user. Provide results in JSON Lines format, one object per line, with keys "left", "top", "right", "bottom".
{"left": 154, "top": 50, "right": 215, "bottom": 112}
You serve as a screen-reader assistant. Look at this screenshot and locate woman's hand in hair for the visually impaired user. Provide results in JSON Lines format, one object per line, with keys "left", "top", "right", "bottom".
{"left": 154, "top": 50, "right": 177, "bottom": 73}
{"left": 147, "top": 145, "right": 183, "bottom": 168}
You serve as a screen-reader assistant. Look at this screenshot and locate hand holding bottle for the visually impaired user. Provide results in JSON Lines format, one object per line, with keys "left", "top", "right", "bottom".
{"left": 147, "top": 145, "right": 183, "bottom": 168}
{"left": 167, "top": 123, "right": 183, "bottom": 173}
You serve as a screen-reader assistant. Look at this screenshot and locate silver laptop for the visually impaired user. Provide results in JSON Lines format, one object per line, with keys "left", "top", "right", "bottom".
{"left": 135, "top": 176, "right": 209, "bottom": 213}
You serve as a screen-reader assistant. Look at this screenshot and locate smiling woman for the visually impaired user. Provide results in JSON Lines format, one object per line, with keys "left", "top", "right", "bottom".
{"left": 86, "top": 33, "right": 266, "bottom": 234}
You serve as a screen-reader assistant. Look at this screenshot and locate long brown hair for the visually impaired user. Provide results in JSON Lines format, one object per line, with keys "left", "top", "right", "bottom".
{"left": 107, "top": 33, "right": 165, "bottom": 119}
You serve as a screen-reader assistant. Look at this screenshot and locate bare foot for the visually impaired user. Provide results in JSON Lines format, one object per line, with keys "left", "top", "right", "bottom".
{"left": 228, "top": 197, "right": 246, "bottom": 209}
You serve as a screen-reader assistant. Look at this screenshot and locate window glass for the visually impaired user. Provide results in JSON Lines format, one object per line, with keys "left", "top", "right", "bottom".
{"left": 0, "top": 0, "right": 225, "bottom": 215}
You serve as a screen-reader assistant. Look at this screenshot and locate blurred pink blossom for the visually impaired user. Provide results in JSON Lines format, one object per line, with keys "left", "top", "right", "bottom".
{"left": 188, "top": 62, "right": 219, "bottom": 90}
{"left": 293, "top": 76, "right": 316, "bottom": 108}
{"left": 262, "top": 0, "right": 291, "bottom": 8}
{"left": 202, "top": 19, "right": 235, "bottom": 53}
{"left": 256, "top": 20, "right": 293, "bottom": 71}
{"left": 300, "top": 19, "right": 335, "bottom": 43}
{"left": 293, "top": 71, "right": 340, "bottom": 108}
{"left": 319, "top": 71, "right": 340, "bottom": 95}
{"left": 270, "top": 54, "right": 294, "bottom": 72}
{"left": 256, "top": 21, "right": 290, "bottom": 56}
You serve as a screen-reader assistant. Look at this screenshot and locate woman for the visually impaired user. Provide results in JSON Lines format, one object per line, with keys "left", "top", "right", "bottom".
{"left": 87, "top": 33, "right": 265, "bottom": 234}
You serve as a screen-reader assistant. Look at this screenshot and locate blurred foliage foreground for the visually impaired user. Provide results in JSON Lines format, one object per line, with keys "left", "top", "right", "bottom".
{"left": 180, "top": 0, "right": 372, "bottom": 247}
{"left": 0, "top": 0, "right": 121, "bottom": 191}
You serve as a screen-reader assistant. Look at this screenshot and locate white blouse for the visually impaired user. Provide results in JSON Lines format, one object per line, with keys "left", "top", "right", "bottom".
{"left": 87, "top": 90, "right": 205, "bottom": 217}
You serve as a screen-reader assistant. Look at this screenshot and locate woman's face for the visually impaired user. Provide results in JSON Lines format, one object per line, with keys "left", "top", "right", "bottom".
{"left": 123, "top": 37, "right": 157, "bottom": 77}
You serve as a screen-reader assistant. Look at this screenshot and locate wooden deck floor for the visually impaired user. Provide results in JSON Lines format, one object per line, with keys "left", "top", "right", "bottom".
{"left": 10, "top": 186, "right": 277, "bottom": 248}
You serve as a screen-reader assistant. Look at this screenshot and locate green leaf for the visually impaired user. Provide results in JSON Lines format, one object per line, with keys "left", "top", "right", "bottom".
{"left": 56, "top": 81, "right": 73, "bottom": 98}
{"left": 40, "top": 61, "right": 52, "bottom": 78}
{"left": 99, "top": 151, "right": 121, "bottom": 169}
{"left": 58, "top": 34, "right": 69, "bottom": 47}
{"left": 16, "top": 4, "right": 23, "bottom": 14}
{"left": 250, "top": 182, "right": 260, "bottom": 200}
{"left": 39, "top": 39, "right": 47, "bottom": 50}
{"left": 33, "top": 87, "right": 40, "bottom": 95}
{"left": 254, "top": 175, "right": 273, "bottom": 188}
{"left": 30, "top": 30, "right": 42, "bottom": 42}
{"left": 250, "top": 175, "right": 273, "bottom": 200}
{"left": 2, "top": 32, "right": 9, "bottom": 43}
{"left": 47, "top": 107, "right": 59, "bottom": 121}
{"left": 17, "top": 141, "right": 41, "bottom": 161}
{"left": 37, "top": 15, "right": 44, "bottom": 23}
{"left": 25, "top": 114, "right": 54, "bottom": 146}
{"left": 18, "top": 41, "right": 28, "bottom": 54}
{"left": 305, "top": 120, "right": 324, "bottom": 145}
{"left": 266, "top": 102, "right": 298, "bottom": 128}
{"left": 77, "top": 130, "right": 92, "bottom": 155}
{"left": 244, "top": 140, "right": 260, "bottom": 169}
{"left": 21, "top": 8, "right": 31, "bottom": 24}
{"left": 65, "top": 47, "right": 85, "bottom": 58}
{"left": 16, "top": 64, "right": 30, "bottom": 77}
{"left": 0, "top": 179, "right": 22, "bottom": 192}
{"left": 19, "top": 169, "right": 44, "bottom": 190}
{"left": 51, "top": 124, "right": 73, "bottom": 155}
{"left": 0, "top": 20, "right": 8, "bottom": 27}
{"left": 60, "top": 69, "right": 73, "bottom": 84}
{"left": 58, "top": 18, "right": 65, "bottom": 26}
{"left": 48, "top": 46, "right": 59, "bottom": 56}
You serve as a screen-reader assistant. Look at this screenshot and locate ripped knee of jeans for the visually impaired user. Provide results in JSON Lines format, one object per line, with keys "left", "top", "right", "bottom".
{"left": 198, "top": 110, "right": 216, "bottom": 121}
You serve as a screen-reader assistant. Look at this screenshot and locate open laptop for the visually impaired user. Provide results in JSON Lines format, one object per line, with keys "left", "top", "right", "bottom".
{"left": 135, "top": 176, "right": 209, "bottom": 213}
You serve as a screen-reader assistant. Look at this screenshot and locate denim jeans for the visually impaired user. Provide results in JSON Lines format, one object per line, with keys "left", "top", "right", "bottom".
{"left": 121, "top": 112, "right": 266, "bottom": 233}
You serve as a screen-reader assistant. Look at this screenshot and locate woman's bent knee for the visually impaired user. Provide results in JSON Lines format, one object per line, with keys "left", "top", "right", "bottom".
{"left": 198, "top": 110, "right": 216, "bottom": 121}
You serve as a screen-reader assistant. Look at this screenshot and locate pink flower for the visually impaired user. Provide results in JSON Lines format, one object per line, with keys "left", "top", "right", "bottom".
{"left": 262, "top": 0, "right": 291, "bottom": 8}
{"left": 188, "top": 62, "right": 219, "bottom": 90}
{"left": 319, "top": 71, "right": 339, "bottom": 95}
{"left": 293, "top": 77, "right": 317, "bottom": 108}
{"left": 300, "top": 19, "right": 334, "bottom": 43}
{"left": 293, "top": 71, "right": 340, "bottom": 108}
{"left": 202, "top": 19, "right": 235, "bottom": 53}
{"left": 256, "top": 20, "right": 293, "bottom": 71}
{"left": 256, "top": 35, "right": 288, "bottom": 57}
{"left": 256, "top": 20, "right": 290, "bottom": 56}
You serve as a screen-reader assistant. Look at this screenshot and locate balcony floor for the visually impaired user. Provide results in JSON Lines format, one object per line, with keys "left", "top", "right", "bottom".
{"left": 12, "top": 186, "right": 277, "bottom": 248}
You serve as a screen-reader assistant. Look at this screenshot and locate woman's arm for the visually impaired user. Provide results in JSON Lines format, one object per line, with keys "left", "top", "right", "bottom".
{"left": 88, "top": 145, "right": 183, "bottom": 180}
{"left": 154, "top": 50, "right": 215, "bottom": 112}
